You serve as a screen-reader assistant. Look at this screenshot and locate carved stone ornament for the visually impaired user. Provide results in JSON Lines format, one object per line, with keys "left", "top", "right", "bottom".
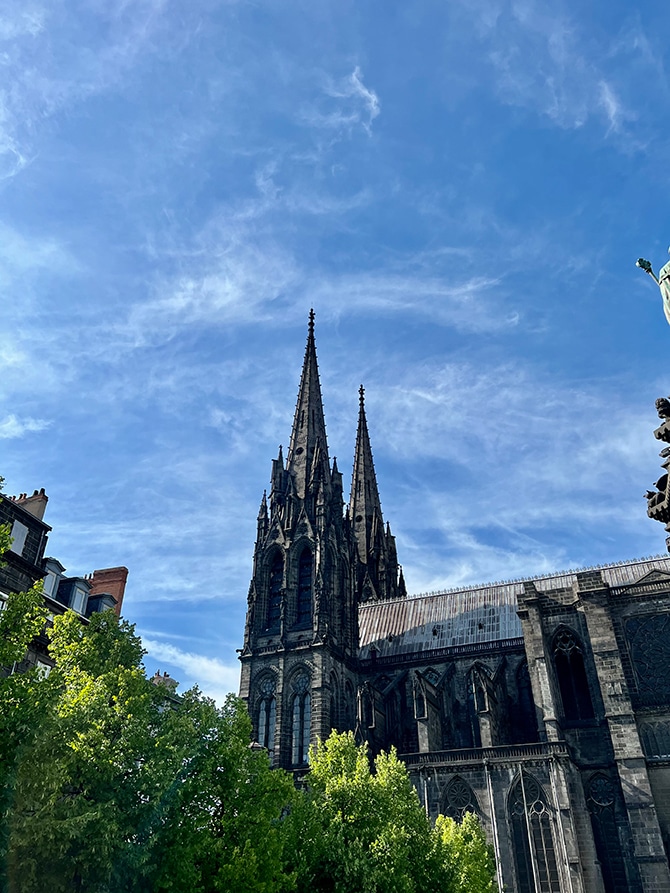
{"left": 656, "top": 397, "right": 670, "bottom": 420}
{"left": 626, "top": 613, "right": 670, "bottom": 698}
{"left": 587, "top": 776, "right": 615, "bottom": 813}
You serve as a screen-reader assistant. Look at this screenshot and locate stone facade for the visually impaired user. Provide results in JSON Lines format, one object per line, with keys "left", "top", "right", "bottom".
{"left": 239, "top": 314, "right": 670, "bottom": 892}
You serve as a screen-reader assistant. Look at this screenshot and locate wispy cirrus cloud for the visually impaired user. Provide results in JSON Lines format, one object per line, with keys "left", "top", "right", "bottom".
{"left": 450, "top": 0, "right": 634, "bottom": 134}
{"left": 299, "top": 66, "right": 381, "bottom": 136}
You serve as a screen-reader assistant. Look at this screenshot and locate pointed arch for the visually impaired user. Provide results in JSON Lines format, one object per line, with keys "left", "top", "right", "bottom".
{"left": 466, "top": 663, "right": 492, "bottom": 748}
{"left": 508, "top": 772, "right": 560, "bottom": 893}
{"left": 344, "top": 680, "right": 355, "bottom": 730}
{"left": 255, "top": 674, "right": 277, "bottom": 763}
{"left": 551, "top": 627, "right": 595, "bottom": 721}
{"left": 329, "top": 671, "right": 340, "bottom": 731}
{"left": 296, "top": 546, "right": 313, "bottom": 626}
{"left": 266, "top": 550, "right": 284, "bottom": 631}
{"left": 585, "top": 774, "right": 628, "bottom": 893}
{"left": 442, "top": 776, "right": 480, "bottom": 821}
{"left": 289, "top": 668, "right": 312, "bottom": 767}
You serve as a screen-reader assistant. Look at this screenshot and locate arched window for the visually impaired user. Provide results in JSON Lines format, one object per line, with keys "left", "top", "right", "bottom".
{"left": 329, "top": 673, "right": 339, "bottom": 731}
{"left": 291, "top": 671, "right": 311, "bottom": 766}
{"left": 296, "top": 548, "right": 312, "bottom": 626}
{"left": 586, "top": 775, "right": 628, "bottom": 893}
{"left": 257, "top": 676, "right": 277, "bottom": 762}
{"left": 266, "top": 553, "right": 283, "bottom": 631}
{"left": 344, "top": 680, "right": 355, "bottom": 730}
{"left": 443, "top": 776, "right": 479, "bottom": 822}
{"left": 414, "top": 681, "right": 427, "bottom": 720}
{"left": 552, "top": 629, "right": 594, "bottom": 721}
{"left": 509, "top": 773, "right": 560, "bottom": 893}
{"left": 466, "top": 665, "right": 490, "bottom": 748}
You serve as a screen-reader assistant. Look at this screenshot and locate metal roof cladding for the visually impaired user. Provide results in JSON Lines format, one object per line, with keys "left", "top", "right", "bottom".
{"left": 358, "top": 556, "right": 670, "bottom": 660}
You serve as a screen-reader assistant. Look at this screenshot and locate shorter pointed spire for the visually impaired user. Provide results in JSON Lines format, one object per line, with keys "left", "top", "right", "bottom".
{"left": 350, "top": 384, "right": 384, "bottom": 564}
{"left": 258, "top": 490, "right": 268, "bottom": 520}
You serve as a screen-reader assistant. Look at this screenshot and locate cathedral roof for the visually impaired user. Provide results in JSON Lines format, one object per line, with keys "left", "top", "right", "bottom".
{"left": 358, "top": 555, "right": 670, "bottom": 660}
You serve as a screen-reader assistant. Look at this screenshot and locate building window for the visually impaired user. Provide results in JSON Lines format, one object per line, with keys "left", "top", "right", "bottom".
{"left": 42, "top": 572, "right": 57, "bottom": 598}
{"left": 344, "top": 681, "right": 355, "bottom": 730}
{"left": 443, "top": 776, "right": 479, "bottom": 822}
{"left": 9, "top": 521, "right": 28, "bottom": 557}
{"left": 70, "top": 586, "right": 87, "bottom": 615}
{"left": 552, "top": 629, "right": 594, "bottom": 721}
{"left": 413, "top": 681, "right": 427, "bottom": 719}
{"left": 257, "top": 676, "right": 277, "bottom": 761}
{"left": 466, "top": 665, "right": 490, "bottom": 748}
{"left": 586, "top": 775, "right": 628, "bottom": 893}
{"left": 509, "top": 773, "right": 560, "bottom": 893}
{"left": 266, "top": 553, "right": 283, "bottom": 630}
{"left": 291, "top": 671, "right": 311, "bottom": 766}
{"left": 296, "top": 548, "right": 312, "bottom": 626}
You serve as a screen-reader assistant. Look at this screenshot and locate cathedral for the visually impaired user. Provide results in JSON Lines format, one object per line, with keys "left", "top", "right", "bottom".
{"left": 238, "top": 312, "right": 670, "bottom": 893}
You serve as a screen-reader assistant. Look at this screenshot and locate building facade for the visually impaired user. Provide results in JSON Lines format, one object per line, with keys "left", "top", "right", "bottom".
{"left": 239, "top": 314, "right": 670, "bottom": 893}
{"left": 0, "top": 487, "right": 128, "bottom": 674}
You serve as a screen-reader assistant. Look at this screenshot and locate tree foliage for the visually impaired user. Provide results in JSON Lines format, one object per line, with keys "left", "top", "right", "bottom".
{"left": 286, "top": 731, "right": 496, "bottom": 893}
{"left": 3, "top": 611, "right": 296, "bottom": 893}
{"left": 0, "top": 520, "right": 496, "bottom": 893}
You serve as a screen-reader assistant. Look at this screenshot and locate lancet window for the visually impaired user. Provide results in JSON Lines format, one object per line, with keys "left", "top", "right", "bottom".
{"left": 257, "top": 676, "right": 277, "bottom": 761}
{"left": 552, "top": 628, "right": 594, "bottom": 721}
{"left": 509, "top": 773, "right": 560, "bottom": 893}
{"left": 296, "top": 548, "right": 313, "bottom": 626}
{"left": 586, "top": 775, "right": 628, "bottom": 893}
{"left": 291, "top": 670, "right": 311, "bottom": 766}
{"left": 266, "top": 553, "right": 283, "bottom": 631}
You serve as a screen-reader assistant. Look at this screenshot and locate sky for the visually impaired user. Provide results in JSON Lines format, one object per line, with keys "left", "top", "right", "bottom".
{"left": 2, "top": 0, "right": 670, "bottom": 703}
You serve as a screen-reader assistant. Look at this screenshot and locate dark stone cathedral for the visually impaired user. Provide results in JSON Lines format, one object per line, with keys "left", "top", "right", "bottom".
{"left": 239, "top": 313, "right": 670, "bottom": 893}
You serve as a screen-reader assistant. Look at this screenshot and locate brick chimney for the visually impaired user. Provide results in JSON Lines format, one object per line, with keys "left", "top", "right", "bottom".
{"left": 87, "top": 566, "right": 129, "bottom": 616}
{"left": 11, "top": 488, "right": 49, "bottom": 521}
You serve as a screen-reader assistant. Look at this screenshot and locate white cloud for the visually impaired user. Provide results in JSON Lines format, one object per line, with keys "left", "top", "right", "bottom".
{"left": 325, "top": 66, "right": 381, "bottom": 134}
{"left": 142, "top": 637, "right": 240, "bottom": 704}
{"left": 598, "top": 80, "right": 624, "bottom": 132}
{"left": 0, "top": 414, "right": 50, "bottom": 439}
{"left": 300, "top": 65, "right": 381, "bottom": 136}
{"left": 454, "top": 0, "right": 635, "bottom": 133}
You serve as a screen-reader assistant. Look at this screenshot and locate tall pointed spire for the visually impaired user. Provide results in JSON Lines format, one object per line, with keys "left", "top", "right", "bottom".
{"left": 287, "top": 310, "right": 330, "bottom": 499}
{"left": 350, "top": 385, "right": 384, "bottom": 565}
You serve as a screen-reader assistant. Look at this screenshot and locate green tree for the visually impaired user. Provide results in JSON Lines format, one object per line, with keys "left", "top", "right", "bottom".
{"left": 0, "top": 521, "right": 51, "bottom": 893}
{"left": 3, "top": 608, "right": 296, "bottom": 893}
{"left": 287, "top": 731, "right": 496, "bottom": 893}
{"left": 147, "top": 692, "right": 295, "bottom": 893}
{"left": 432, "top": 812, "right": 497, "bottom": 893}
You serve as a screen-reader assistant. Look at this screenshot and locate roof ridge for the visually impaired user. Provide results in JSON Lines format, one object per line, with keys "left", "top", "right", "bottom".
{"left": 358, "top": 555, "right": 670, "bottom": 608}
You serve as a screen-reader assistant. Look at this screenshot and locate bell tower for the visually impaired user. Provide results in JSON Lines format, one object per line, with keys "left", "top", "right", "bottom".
{"left": 239, "top": 311, "right": 359, "bottom": 770}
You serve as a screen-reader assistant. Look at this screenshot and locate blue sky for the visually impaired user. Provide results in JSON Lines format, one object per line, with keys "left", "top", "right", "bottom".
{"left": 2, "top": 0, "right": 670, "bottom": 702}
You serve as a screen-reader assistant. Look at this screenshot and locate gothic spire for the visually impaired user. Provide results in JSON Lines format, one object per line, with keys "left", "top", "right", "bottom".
{"left": 287, "top": 310, "right": 330, "bottom": 499}
{"left": 350, "top": 385, "right": 385, "bottom": 564}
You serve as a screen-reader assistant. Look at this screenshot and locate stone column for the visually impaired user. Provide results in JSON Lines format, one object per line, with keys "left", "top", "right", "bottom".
{"left": 578, "top": 572, "right": 670, "bottom": 892}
